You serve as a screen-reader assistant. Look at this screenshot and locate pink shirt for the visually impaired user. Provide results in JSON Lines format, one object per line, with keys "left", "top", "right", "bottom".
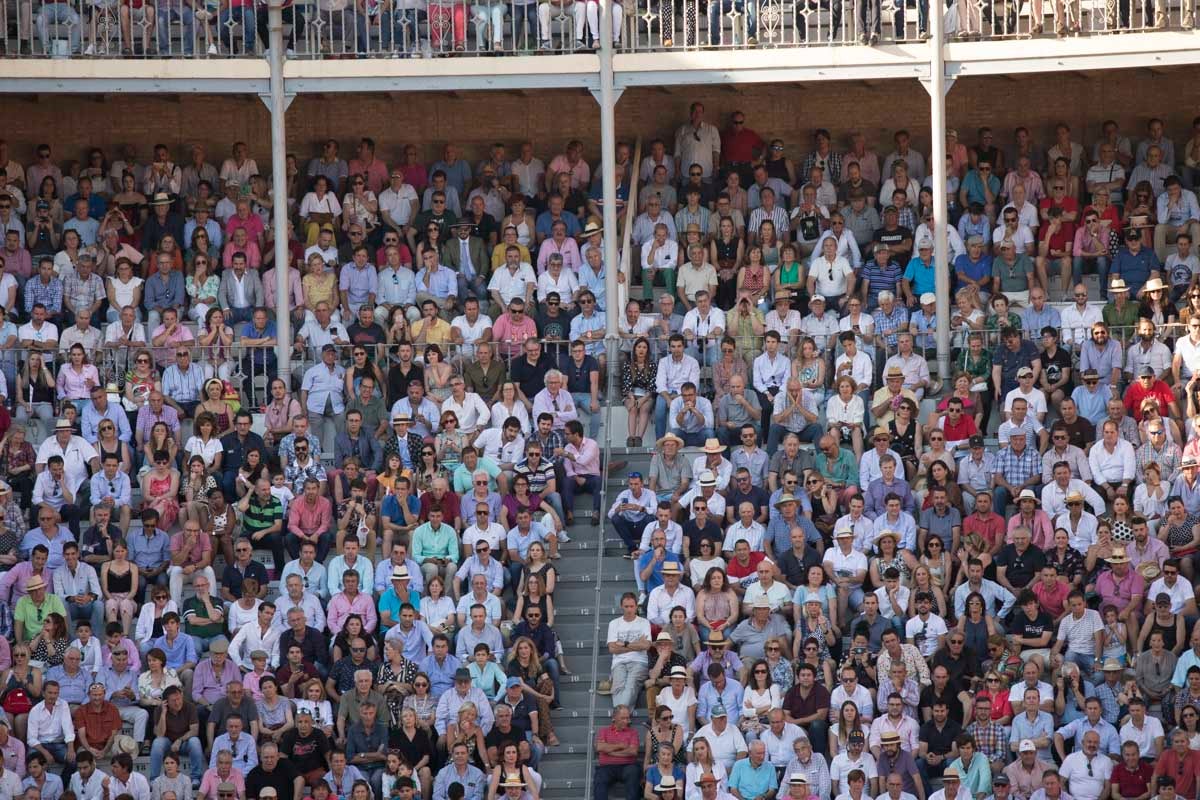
{"left": 225, "top": 213, "right": 265, "bottom": 245}
{"left": 491, "top": 315, "right": 538, "bottom": 359}
{"left": 199, "top": 768, "right": 244, "bottom": 799}
{"left": 348, "top": 158, "right": 390, "bottom": 196}
{"left": 171, "top": 529, "right": 212, "bottom": 566}
{"left": 547, "top": 155, "right": 590, "bottom": 190}
{"left": 327, "top": 591, "right": 378, "bottom": 635}
{"left": 1096, "top": 568, "right": 1145, "bottom": 610}
{"left": 222, "top": 240, "right": 262, "bottom": 270}
{"left": 288, "top": 496, "right": 332, "bottom": 540}
{"left": 0, "top": 563, "right": 52, "bottom": 605}
{"left": 565, "top": 437, "right": 600, "bottom": 478}
{"left": 535, "top": 237, "right": 581, "bottom": 274}
{"left": 1032, "top": 579, "right": 1072, "bottom": 618}
{"left": 56, "top": 363, "right": 99, "bottom": 401}
{"left": 150, "top": 323, "right": 194, "bottom": 369}
{"left": 263, "top": 267, "right": 305, "bottom": 311}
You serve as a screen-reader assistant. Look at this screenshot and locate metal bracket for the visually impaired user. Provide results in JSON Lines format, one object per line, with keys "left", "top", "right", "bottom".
{"left": 589, "top": 86, "right": 624, "bottom": 105}
{"left": 918, "top": 74, "right": 956, "bottom": 96}
{"left": 258, "top": 92, "right": 296, "bottom": 110}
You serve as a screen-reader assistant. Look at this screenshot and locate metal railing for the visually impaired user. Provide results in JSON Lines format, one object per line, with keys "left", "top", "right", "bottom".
{"left": 0, "top": 0, "right": 1191, "bottom": 57}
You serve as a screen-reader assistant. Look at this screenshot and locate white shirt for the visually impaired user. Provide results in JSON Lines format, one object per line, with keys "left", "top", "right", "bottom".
{"left": 752, "top": 351, "right": 790, "bottom": 395}
{"left": 723, "top": 520, "right": 766, "bottom": 553}
{"left": 536, "top": 270, "right": 579, "bottom": 304}
{"left": 638, "top": 520, "right": 684, "bottom": 553}
{"left": 1088, "top": 439, "right": 1136, "bottom": 484}
{"left": 1059, "top": 751, "right": 1111, "bottom": 800}
{"left": 104, "top": 320, "right": 147, "bottom": 346}
{"left": 829, "top": 751, "right": 878, "bottom": 795}
{"left": 487, "top": 263, "right": 538, "bottom": 305}
{"left": 764, "top": 309, "right": 803, "bottom": 340}
{"left": 68, "top": 769, "right": 107, "bottom": 800}
{"left": 1118, "top": 716, "right": 1165, "bottom": 756}
{"left": 1005, "top": 386, "right": 1048, "bottom": 416}
{"left": 228, "top": 621, "right": 283, "bottom": 670}
{"left": 1042, "top": 479, "right": 1106, "bottom": 519}
{"left": 473, "top": 429, "right": 525, "bottom": 466}
{"left": 992, "top": 224, "right": 1036, "bottom": 253}
{"left": 441, "top": 392, "right": 491, "bottom": 434}
{"left": 800, "top": 311, "right": 841, "bottom": 352}
{"left": 1147, "top": 577, "right": 1194, "bottom": 613}
{"left": 655, "top": 353, "right": 701, "bottom": 395}
{"left": 641, "top": 238, "right": 680, "bottom": 270}
{"left": 682, "top": 306, "right": 727, "bottom": 342}
{"left": 690, "top": 722, "right": 747, "bottom": 772}
{"left": 460, "top": 523, "right": 507, "bottom": 553}
{"left": 379, "top": 184, "right": 418, "bottom": 226}
{"left": 760, "top": 721, "right": 806, "bottom": 767}
{"left": 27, "top": 699, "right": 75, "bottom": 747}
{"left": 1061, "top": 304, "right": 1104, "bottom": 349}
{"left": 109, "top": 772, "right": 152, "bottom": 800}
{"left": 18, "top": 321, "right": 58, "bottom": 345}
{"left": 1054, "top": 511, "right": 1100, "bottom": 554}
{"left": 810, "top": 256, "right": 855, "bottom": 296}
{"left": 1056, "top": 609, "right": 1104, "bottom": 657}
{"left": 606, "top": 614, "right": 651, "bottom": 667}
{"left": 823, "top": 548, "right": 868, "bottom": 587}
{"left": 904, "top": 613, "right": 949, "bottom": 658}
{"left": 35, "top": 435, "right": 98, "bottom": 495}
{"left": 647, "top": 583, "right": 696, "bottom": 625}
{"left": 1175, "top": 333, "right": 1200, "bottom": 379}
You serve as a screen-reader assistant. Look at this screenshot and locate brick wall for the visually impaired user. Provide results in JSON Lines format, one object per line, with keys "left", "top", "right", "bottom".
{"left": 2, "top": 69, "right": 1196, "bottom": 167}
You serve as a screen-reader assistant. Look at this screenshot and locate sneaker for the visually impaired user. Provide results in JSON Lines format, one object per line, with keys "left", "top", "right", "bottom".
{"left": 574, "top": 39, "right": 586, "bottom": 49}
{"left": 538, "top": 39, "right": 552, "bottom": 50}
{"left": 637, "top": 591, "right": 647, "bottom": 606}
{"left": 207, "top": 42, "right": 218, "bottom": 54}
{"left": 596, "top": 680, "right": 613, "bottom": 695}
{"left": 286, "top": 48, "right": 295, "bottom": 56}
{"left": 84, "top": 43, "right": 95, "bottom": 55}
{"left": 557, "top": 530, "right": 571, "bottom": 543}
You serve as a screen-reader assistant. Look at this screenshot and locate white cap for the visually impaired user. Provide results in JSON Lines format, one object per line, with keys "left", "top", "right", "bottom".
{"left": 920, "top": 292, "right": 936, "bottom": 305}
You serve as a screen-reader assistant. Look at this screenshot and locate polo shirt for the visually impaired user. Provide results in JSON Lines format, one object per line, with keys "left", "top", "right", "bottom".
{"left": 728, "top": 758, "right": 778, "bottom": 800}
{"left": 781, "top": 683, "right": 830, "bottom": 722}
{"left": 242, "top": 495, "right": 284, "bottom": 538}
{"left": 918, "top": 507, "right": 961, "bottom": 549}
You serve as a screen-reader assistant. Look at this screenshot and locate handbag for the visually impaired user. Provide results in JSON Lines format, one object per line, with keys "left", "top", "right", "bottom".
{"left": 1, "top": 687, "right": 32, "bottom": 715}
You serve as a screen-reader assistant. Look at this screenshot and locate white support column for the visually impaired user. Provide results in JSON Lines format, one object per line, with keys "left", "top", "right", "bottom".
{"left": 267, "top": 0, "right": 292, "bottom": 374}
{"left": 921, "top": 12, "right": 954, "bottom": 384}
{"left": 593, "top": 0, "right": 624, "bottom": 337}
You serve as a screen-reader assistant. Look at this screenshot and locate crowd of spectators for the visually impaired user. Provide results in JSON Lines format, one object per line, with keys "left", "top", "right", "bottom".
{"left": 2, "top": 103, "right": 1200, "bottom": 800}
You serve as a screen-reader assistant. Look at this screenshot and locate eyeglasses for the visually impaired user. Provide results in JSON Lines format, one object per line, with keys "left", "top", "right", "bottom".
{"left": 136, "top": 357, "right": 150, "bottom": 363}
{"left": 351, "top": 647, "right": 366, "bottom": 652}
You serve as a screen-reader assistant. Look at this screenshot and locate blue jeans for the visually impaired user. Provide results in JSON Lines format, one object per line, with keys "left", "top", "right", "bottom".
{"left": 510, "top": 1, "right": 536, "bottom": 47}
{"left": 36, "top": 3, "right": 81, "bottom": 53}
{"left": 150, "top": 735, "right": 204, "bottom": 782}
{"left": 1073, "top": 256, "right": 1111, "bottom": 296}
{"left": 671, "top": 427, "right": 715, "bottom": 447}
{"left": 66, "top": 600, "right": 104, "bottom": 638}
{"left": 38, "top": 741, "right": 75, "bottom": 781}
{"left": 157, "top": 5, "right": 195, "bottom": 53}
{"left": 708, "top": 0, "right": 757, "bottom": 41}
{"left": 563, "top": 473, "right": 602, "bottom": 516}
{"left": 654, "top": 394, "right": 675, "bottom": 440}
{"left": 686, "top": 341, "right": 720, "bottom": 367}
{"left": 608, "top": 511, "right": 653, "bottom": 552}
{"left": 219, "top": 6, "right": 257, "bottom": 51}
{"left": 543, "top": 656, "right": 562, "bottom": 703}
{"left": 378, "top": 8, "right": 423, "bottom": 49}
{"left": 571, "top": 392, "right": 601, "bottom": 438}
{"left": 594, "top": 763, "right": 641, "bottom": 800}
{"left": 222, "top": 305, "right": 253, "bottom": 326}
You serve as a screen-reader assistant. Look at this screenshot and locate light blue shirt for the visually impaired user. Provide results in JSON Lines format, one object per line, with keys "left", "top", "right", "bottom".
{"left": 569, "top": 312, "right": 606, "bottom": 357}
{"left": 1070, "top": 384, "right": 1111, "bottom": 426}
{"left": 339, "top": 263, "right": 379, "bottom": 307}
{"left": 505, "top": 522, "right": 552, "bottom": 560}
{"left": 1010, "top": 711, "right": 1055, "bottom": 761}
{"left": 952, "top": 578, "right": 1015, "bottom": 619}
{"left": 127, "top": 528, "right": 172, "bottom": 571}
{"left": 183, "top": 218, "right": 223, "bottom": 250}
{"left": 279, "top": 559, "right": 329, "bottom": 601}
{"left": 377, "top": 267, "right": 416, "bottom": 307}
{"left": 1157, "top": 188, "right": 1200, "bottom": 227}
{"left": 577, "top": 259, "right": 606, "bottom": 312}
{"left": 728, "top": 757, "right": 780, "bottom": 800}
{"left": 418, "top": 653, "right": 463, "bottom": 698}
{"left": 44, "top": 664, "right": 89, "bottom": 704}
{"left": 1054, "top": 716, "right": 1120, "bottom": 756}
{"left": 326, "top": 554, "right": 374, "bottom": 597}
{"left": 415, "top": 266, "right": 457, "bottom": 299}
{"left": 89, "top": 470, "right": 131, "bottom": 509}
{"left": 80, "top": 401, "right": 132, "bottom": 444}
{"left": 667, "top": 395, "right": 715, "bottom": 433}
{"left": 697, "top": 677, "right": 744, "bottom": 724}
{"left": 149, "top": 632, "right": 198, "bottom": 670}
{"left": 300, "top": 362, "right": 346, "bottom": 415}
{"left": 1021, "top": 305, "right": 1062, "bottom": 335}
{"left": 160, "top": 362, "right": 210, "bottom": 406}
{"left": 20, "top": 526, "right": 71, "bottom": 570}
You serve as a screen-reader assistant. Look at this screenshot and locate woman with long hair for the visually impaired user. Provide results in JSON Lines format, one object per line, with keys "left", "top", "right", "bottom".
{"left": 645, "top": 705, "right": 686, "bottom": 771}
{"left": 29, "top": 612, "right": 68, "bottom": 669}
{"left": 889, "top": 398, "right": 922, "bottom": 481}
{"left": 186, "top": 228, "right": 220, "bottom": 268}
{"left": 178, "top": 454, "right": 219, "bottom": 530}
{"left": 907, "top": 562, "right": 948, "bottom": 618}
{"left": 106, "top": 258, "right": 144, "bottom": 324}
{"left": 688, "top": 539, "right": 726, "bottom": 587}
{"left": 829, "top": 699, "right": 864, "bottom": 757}
{"left": 141, "top": 449, "right": 181, "bottom": 531}
{"left": 294, "top": 679, "right": 335, "bottom": 738}
{"left": 0, "top": 425, "right": 37, "bottom": 509}
{"left": 505, "top": 636, "right": 558, "bottom": 746}
{"left": 55, "top": 229, "right": 83, "bottom": 279}
{"left": 344, "top": 346, "right": 386, "bottom": 403}
{"left": 301, "top": 253, "right": 339, "bottom": 324}
{"left": 512, "top": 572, "right": 555, "bottom": 628}
{"left": 791, "top": 337, "right": 826, "bottom": 406}
{"left": 299, "top": 175, "right": 342, "bottom": 246}
{"left": 102, "top": 539, "right": 139, "bottom": 636}
{"left": 491, "top": 381, "right": 531, "bottom": 437}
{"left": 393, "top": 707, "right": 435, "bottom": 799}
{"left": 186, "top": 256, "right": 220, "bottom": 324}
{"left": 695, "top": 567, "right": 739, "bottom": 640}
{"left": 921, "top": 460, "right": 964, "bottom": 513}
{"left": 502, "top": 473, "right": 560, "bottom": 532}
{"left": 401, "top": 673, "right": 437, "bottom": 733}
{"left": 870, "top": 530, "right": 916, "bottom": 588}
{"left": 414, "top": 443, "right": 446, "bottom": 496}
{"left": 956, "top": 590, "right": 1001, "bottom": 656}
{"left": 198, "top": 308, "right": 235, "bottom": 382}
{"left": 1161, "top": 496, "right": 1200, "bottom": 580}
{"left": 332, "top": 614, "right": 378, "bottom": 664}
{"left": 95, "top": 417, "right": 133, "bottom": 478}
{"left": 739, "top": 659, "right": 781, "bottom": 740}
{"left": 1048, "top": 527, "right": 1086, "bottom": 588}
{"left": 516, "top": 541, "right": 556, "bottom": 597}
{"left": 56, "top": 344, "right": 99, "bottom": 414}
{"left": 685, "top": 738, "right": 728, "bottom": 799}
{"left": 446, "top": 702, "right": 489, "bottom": 771}
{"left": 16, "top": 352, "right": 57, "bottom": 438}
{"left": 621, "top": 337, "right": 656, "bottom": 448}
